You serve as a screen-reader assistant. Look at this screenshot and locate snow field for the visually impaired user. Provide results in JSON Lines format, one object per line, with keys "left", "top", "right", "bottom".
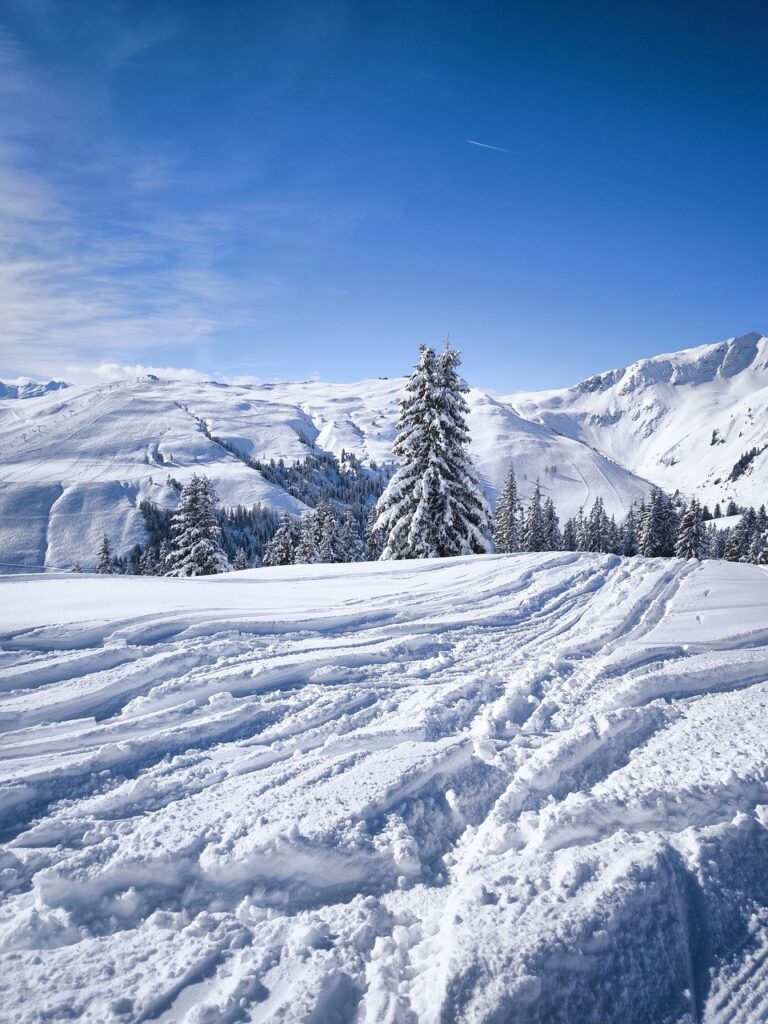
{"left": 0, "top": 554, "right": 767, "bottom": 1022}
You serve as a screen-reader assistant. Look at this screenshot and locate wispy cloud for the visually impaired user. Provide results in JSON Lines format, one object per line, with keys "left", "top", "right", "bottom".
{"left": 63, "top": 361, "right": 264, "bottom": 386}
{"left": 0, "top": 8, "right": 377, "bottom": 380}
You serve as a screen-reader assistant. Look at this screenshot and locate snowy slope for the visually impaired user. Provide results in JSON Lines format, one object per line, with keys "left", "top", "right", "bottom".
{"left": 0, "top": 376, "right": 653, "bottom": 571}
{"left": 0, "top": 555, "right": 767, "bottom": 1022}
{"left": 508, "top": 331, "right": 768, "bottom": 509}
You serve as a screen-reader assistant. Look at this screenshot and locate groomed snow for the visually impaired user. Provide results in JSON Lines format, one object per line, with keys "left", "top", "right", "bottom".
{"left": 1, "top": 555, "right": 767, "bottom": 1023}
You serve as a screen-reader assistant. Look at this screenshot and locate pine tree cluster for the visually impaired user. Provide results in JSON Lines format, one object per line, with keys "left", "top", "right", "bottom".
{"left": 492, "top": 467, "right": 768, "bottom": 565}
{"left": 262, "top": 504, "right": 365, "bottom": 566}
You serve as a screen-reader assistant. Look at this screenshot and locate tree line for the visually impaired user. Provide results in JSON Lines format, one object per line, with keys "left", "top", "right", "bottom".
{"left": 83, "top": 343, "right": 768, "bottom": 574}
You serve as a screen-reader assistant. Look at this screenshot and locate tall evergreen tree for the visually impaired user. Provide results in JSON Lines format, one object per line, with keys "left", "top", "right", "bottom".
{"left": 493, "top": 464, "right": 520, "bottom": 553}
{"left": 675, "top": 499, "right": 705, "bottom": 559}
{"left": 96, "top": 535, "right": 113, "bottom": 574}
{"left": 316, "top": 502, "right": 342, "bottom": 563}
{"left": 294, "top": 510, "right": 320, "bottom": 564}
{"left": 542, "top": 496, "right": 561, "bottom": 551}
{"left": 339, "top": 507, "right": 364, "bottom": 562}
{"left": 233, "top": 547, "right": 248, "bottom": 570}
{"left": 620, "top": 506, "right": 639, "bottom": 557}
{"left": 375, "top": 345, "right": 490, "bottom": 559}
{"left": 139, "top": 547, "right": 157, "bottom": 575}
{"left": 364, "top": 506, "right": 384, "bottom": 561}
{"left": 262, "top": 512, "right": 299, "bottom": 566}
{"left": 586, "top": 497, "right": 609, "bottom": 552}
{"left": 638, "top": 489, "right": 666, "bottom": 557}
{"left": 165, "top": 475, "right": 229, "bottom": 577}
{"left": 522, "top": 482, "right": 546, "bottom": 552}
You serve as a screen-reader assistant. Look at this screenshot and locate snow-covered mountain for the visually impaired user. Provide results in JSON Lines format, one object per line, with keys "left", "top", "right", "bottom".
{"left": 0, "top": 375, "right": 653, "bottom": 571}
{"left": 508, "top": 331, "right": 768, "bottom": 510}
{"left": 0, "top": 377, "right": 69, "bottom": 400}
{"left": 2, "top": 554, "right": 768, "bottom": 1022}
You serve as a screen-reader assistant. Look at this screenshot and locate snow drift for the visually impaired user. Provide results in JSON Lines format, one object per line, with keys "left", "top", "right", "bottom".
{"left": 0, "top": 554, "right": 767, "bottom": 1022}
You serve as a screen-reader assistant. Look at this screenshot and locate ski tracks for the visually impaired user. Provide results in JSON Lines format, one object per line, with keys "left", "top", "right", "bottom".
{"left": 0, "top": 555, "right": 767, "bottom": 1023}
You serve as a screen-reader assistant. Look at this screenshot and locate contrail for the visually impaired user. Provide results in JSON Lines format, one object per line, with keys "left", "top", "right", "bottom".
{"left": 465, "top": 139, "right": 518, "bottom": 155}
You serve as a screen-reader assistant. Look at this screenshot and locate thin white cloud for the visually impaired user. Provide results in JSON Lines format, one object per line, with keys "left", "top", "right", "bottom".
{"left": 62, "top": 362, "right": 264, "bottom": 386}
{"left": 0, "top": 11, "right": 379, "bottom": 381}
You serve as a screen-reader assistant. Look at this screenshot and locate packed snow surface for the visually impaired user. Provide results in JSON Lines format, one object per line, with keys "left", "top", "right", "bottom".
{"left": 1, "top": 554, "right": 768, "bottom": 1023}
{"left": 509, "top": 331, "right": 768, "bottom": 509}
{"left": 0, "top": 375, "right": 653, "bottom": 571}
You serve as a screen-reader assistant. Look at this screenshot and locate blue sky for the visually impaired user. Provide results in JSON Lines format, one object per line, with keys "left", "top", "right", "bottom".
{"left": 0, "top": 0, "right": 766, "bottom": 390}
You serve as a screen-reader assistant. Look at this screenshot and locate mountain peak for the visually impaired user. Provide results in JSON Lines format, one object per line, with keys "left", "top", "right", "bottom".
{"left": 0, "top": 378, "right": 70, "bottom": 400}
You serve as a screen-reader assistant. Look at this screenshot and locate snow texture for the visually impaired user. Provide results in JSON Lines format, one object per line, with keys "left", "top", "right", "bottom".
{"left": 1, "top": 554, "right": 767, "bottom": 1022}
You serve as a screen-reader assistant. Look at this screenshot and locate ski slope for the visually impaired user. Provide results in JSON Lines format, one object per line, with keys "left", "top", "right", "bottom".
{"left": 0, "top": 376, "right": 653, "bottom": 571}
{"left": 509, "top": 331, "right": 768, "bottom": 510}
{"left": 1, "top": 554, "right": 767, "bottom": 1023}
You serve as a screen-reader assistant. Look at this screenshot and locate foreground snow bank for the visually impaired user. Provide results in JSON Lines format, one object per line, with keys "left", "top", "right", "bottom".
{"left": 0, "top": 554, "right": 767, "bottom": 1023}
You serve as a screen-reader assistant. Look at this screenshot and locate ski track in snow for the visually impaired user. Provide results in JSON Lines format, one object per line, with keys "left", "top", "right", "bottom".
{"left": 0, "top": 554, "right": 767, "bottom": 1023}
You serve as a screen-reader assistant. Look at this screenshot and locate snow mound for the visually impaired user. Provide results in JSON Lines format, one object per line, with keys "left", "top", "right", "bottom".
{"left": 0, "top": 554, "right": 767, "bottom": 1022}
{"left": 508, "top": 331, "right": 768, "bottom": 510}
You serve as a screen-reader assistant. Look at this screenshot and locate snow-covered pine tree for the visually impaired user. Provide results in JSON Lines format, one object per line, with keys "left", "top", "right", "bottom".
{"left": 620, "top": 506, "right": 639, "bottom": 556}
{"left": 542, "top": 496, "right": 560, "bottom": 551}
{"left": 364, "top": 506, "right": 384, "bottom": 561}
{"left": 561, "top": 517, "right": 576, "bottom": 551}
{"left": 522, "top": 482, "right": 546, "bottom": 552}
{"left": 165, "top": 475, "right": 230, "bottom": 577}
{"left": 139, "top": 547, "right": 157, "bottom": 575}
{"left": 262, "top": 512, "right": 299, "bottom": 566}
{"left": 493, "top": 464, "right": 520, "bottom": 553}
{"left": 316, "top": 503, "right": 342, "bottom": 563}
{"left": 233, "top": 547, "right": 248, "bottom": 570}
{"left": 72, "top": 561, "right": 82, "bottom": 573}
{"left": 96, "top": 535, "right": 113, "bottom": 574}
{"left": 674, "top": 499, "right": 705, "bottom": 559}
{"left": 586, "top": 497, "right": 608, "bottom": 552}
{"left": 573, "top": 507, "right": 588, "bottom": 551}
{"left": 638, "top": 489, "right": 666, "bottom": 557}
{"left": 294, "top": 510, "right": 319, "bottom": 564}
{"left": 375, "top": 344, "right": 491, "bottom": 559}
{"left": 339, "top": 507, "right": 364, "bottom": 562}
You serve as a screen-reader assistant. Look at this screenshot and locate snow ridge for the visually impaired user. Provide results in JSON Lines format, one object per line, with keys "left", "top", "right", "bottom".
{"left": 508, "top": 331, "right": 768, "bottom": 509}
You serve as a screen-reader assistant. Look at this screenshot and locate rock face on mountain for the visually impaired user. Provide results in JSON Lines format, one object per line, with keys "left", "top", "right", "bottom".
{"left": 508, "top": 332, "right": 768, "bottom": 509}
{"left": 0, "top": 375, "right": 653, "bottom": 571}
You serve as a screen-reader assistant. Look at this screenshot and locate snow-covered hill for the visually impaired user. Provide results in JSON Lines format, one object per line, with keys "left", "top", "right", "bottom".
{"left": 0, "top": 375, "right": 653, "bottom": 571}
{"left": 508, "top": 331, "right": 768, "bottom": 510}
{"left": 0, "top": 377, "right": 69, "bottom": 400}
{"left": 1, "top": 554, "right": 767, "bottom": 1023}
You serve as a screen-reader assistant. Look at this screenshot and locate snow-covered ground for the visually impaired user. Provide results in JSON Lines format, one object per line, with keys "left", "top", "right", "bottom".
{"left": 1, "top": 554, "right": 767, "bottom": 1023}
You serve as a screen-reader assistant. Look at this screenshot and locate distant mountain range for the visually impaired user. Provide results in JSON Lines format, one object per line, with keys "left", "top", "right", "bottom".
{"left": 0, "top": 378, "right": 69, "bottom": 400}
{"left": 509, "top": 330, "right": 768, "bottom": 510}
{"left": 0, "top": 330, "right": 765, "bottom": 571}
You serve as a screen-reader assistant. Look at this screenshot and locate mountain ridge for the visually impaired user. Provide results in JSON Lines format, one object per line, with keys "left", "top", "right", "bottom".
{"left": 508, "top": 331, "right": 768, "bottom": 509}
